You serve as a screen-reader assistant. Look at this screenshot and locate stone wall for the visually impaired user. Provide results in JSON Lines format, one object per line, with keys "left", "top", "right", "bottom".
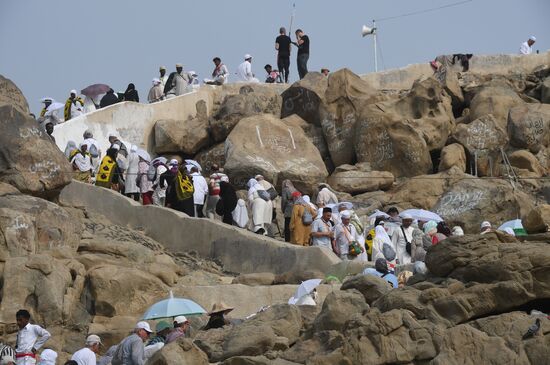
{"left": 59, "top": 181, "right": 340, "bottom": 275}
{"left": 362, "top": 51, "right": 550, "bottom": 90}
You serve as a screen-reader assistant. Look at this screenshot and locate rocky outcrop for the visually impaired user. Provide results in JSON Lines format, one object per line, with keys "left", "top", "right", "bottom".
{"left": 148, "top": 338, "right": 209, "bottom": 365}
{"left": 432, "top": 177, "right": 534, "bottom": 232}
{"left": 509, "top": 149, "right": 546, "bottom": 176}
{"left": 0, "top": 75, "right": 29, "bottom": 116}
{"left": 0, "top": 105, "right": 72, "bottom": 196}
{"left": 438, "top": 143, "right": 467, "bottom": 172}
{"left": 210, "top": 86, "right": 282, "bottom": 142}
{"left": 327, "top": 163, "right": 394, "bottom": 195}
{"left": 469, "top": 81, "right": 525, "bottom": 129}
{"left": 523, "top": 204, "right": 550, "bottom": 233}
{"left": 507, "top": 103, "right": 550, "bottom": 154}
{"left": 224, "top": 114, "right": 328, "bottom": 192}
{"left": 154, "top": 101, "right": 211, "bottom": 154}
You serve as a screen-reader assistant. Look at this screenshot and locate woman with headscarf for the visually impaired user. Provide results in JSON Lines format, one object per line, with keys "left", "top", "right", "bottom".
{"left": 247, "top": 178, "right": 272, "bottom": 235}
{"left": 124, "top": 145, "right": 140, "bottom": 201}
{"left": 123, "top": 83, "right": 139, "bottom": 102}
{"left": 216, "top": 176, "right": 238, "bottom": 225}
{"left": 281, "top": 179, "right": 297, "bottom": 242}
{"left": 289, "top": 192, "right": 317, "bottom": 246}
{"left": 166, "top": 164, "right": 195, "bottom": 216}
{"left": 232, "top": 199, "right": 249, "bottom": 228}
{"left": 371, "top": 224, "right": 396, "bottom": 269}
{"left": 137, "top": 152, "right": 153, "bottom": 205}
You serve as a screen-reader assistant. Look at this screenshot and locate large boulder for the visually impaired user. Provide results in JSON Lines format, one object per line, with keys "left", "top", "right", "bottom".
{"left": 86, "top": 265, "right": 169, "bottom": 317}
{"left": 0, "top": 105, "right": 72, "bottom": 196}
{"left": 0, "top": 193, "right": 80, "bottom": 257}
{"left": 193, "top": 143, "right": 225, "bottom": 177}
{"left": 341, "top": 274, "right": 391, "bottom": 305}
{"left": 0, "top": 75, "right": 29, "bottom": 115}
{"left": 438, "top": 143, "right": 467, "bottom": 172}
{"left": 319, "top": 69, "right": 381, "bottom": 167}
{"left": 355, "top": 116, "right": 433, "bottom": 178}
{"left": 469, "top": 81, "right": 525, "bottom": 129}
{"left": 507, "top": 103, "right": 550, "bottom": 154}
{"left": 541, "top": 76, "right": 550, "bottom": 104}
{"left": 281, "top": 72, "right": 328, "bottom": 126}
{"left": 210, "top": 86, "right": 282, "bottom": 142}
{"left": 508, "top": 150, "right": 546, "bottom": 176}
{"left": 222, "top": 325, "right": 277, "bottom": 360}
{"left": 452, "top": 114, "right": 508, "bottom": 176}
{"left": 327, "top": 163, "right": 394, "bottom": 195}
{"left": 282, "top": 114, "right": 331, "bottom": 170}
{"left": 224, "top": 114, "right": 328, "bottom": 192}
{"left": 523, "top": 204, "right": 550, "bottom": 233}
{"left": 0, "top": 255, "right": 87, "bottom": 327}
{"left": 244, "top": 304, "right": 302, "bottom": 344}
{"left": 432, "top": 178, "right": 535, "bottom": 233}
{"left": 313, "top": 290, "right": 369, "bottom": 332}
{"left": 147, "top": 338, "right": 209, "bottom": 365}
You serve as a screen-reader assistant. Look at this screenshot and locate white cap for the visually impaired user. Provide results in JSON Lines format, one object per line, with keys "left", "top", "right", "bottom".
{"left": 401, "top": 213, "right": 413, "bottom": 220}
{"left": 108, "top": 132, "right": 118, "bottom": 138}
{"left": 176, "top": 63, "right": 183, "bottom": 68}
{"left": 451, "top": 226, "right": 464, "bottom": 236}
{"left": 188, "top": 71, "right": 197, "bottom": 76}
{"left": 70, "top": 89, "right": 77, "bottom": 95}
{"left": 529, "top": 36, "right": 536, "bottom": 41}
{"left": 111, "top": 144, "right": 121, "bottom": 151}
{"left": 169, "top": 159, "right": 179, "bottom": 165}
{"left": 86, "top": 334, "right": 102, "bottom": 345}
{"left": 174, "top": 315, "right": 188, "bottom": 324}
{"left": 152, "top": 78, "right": 160, "bottom": 84}
{"left": 481, "top": 221, "right": 491, "bottom": 229}
{"left": 136, "top": 321, "right": 153, "bottom": 333}
{"left": 340, "top": 210, "right": 351, "bottom": 219}
{"left": 244, "top": 54, "right": 252, "bottom": 60}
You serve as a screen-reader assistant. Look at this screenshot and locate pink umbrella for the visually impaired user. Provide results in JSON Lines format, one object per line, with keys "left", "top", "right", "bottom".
{"left": 81, "top": 84, "right": 111, "bottom": 97}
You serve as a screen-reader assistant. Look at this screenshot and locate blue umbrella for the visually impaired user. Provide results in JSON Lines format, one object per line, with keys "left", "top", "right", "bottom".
{"left": 141, "top": 291, "right": 206, "bottom": 320}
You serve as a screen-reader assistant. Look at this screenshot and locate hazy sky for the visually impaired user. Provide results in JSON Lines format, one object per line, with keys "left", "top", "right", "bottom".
{"left": 1, "top": 0, "right": 548, "bottom": 115}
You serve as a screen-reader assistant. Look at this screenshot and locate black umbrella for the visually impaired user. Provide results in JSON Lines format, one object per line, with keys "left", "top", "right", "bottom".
{"left": 81, "top": 84, "right": 111, "bottom": 97}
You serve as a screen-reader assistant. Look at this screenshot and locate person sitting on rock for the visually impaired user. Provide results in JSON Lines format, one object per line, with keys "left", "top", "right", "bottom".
{"left": 519, "top": 36, "right": 536, "bottom": 55}
{"left": 111, "top": 321, "right": 152, "bottom": 365}
{"left": 95, "top": 147, "right": 123, "bottom": 192}
{"left": 264, "top": 64, "right": 282, "bottom": 83}
{"left": 480, "top": 221, "right": 492, "bottom": 235}
{"left": 165, "top": 316, "right": 189, "bottom": 344}
{"left": 204, "top": 57, "right": 229, "bottom": 85}
{"left": 203, "top": 303, "right": 234, "bottom": 331}
{"left": 71, "top": 334, "right": 101, "bottom": 365}
{"left": 236, "top": 54, "right": 259, "bottom": 83}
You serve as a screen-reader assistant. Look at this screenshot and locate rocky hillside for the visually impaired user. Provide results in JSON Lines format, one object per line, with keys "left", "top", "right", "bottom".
{"left": 0, "top": 55, "right": 550, "bottom": 364}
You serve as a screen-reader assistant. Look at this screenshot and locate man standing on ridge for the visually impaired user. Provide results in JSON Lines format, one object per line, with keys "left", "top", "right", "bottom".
{"left": 275, "top": 27, "right": 292, "bottom": 83}
{"left": 64, "top": 90, "right": 84, "bottom": 121}
{"left": 292, "top": 29, "right": 310, "bottom": 79}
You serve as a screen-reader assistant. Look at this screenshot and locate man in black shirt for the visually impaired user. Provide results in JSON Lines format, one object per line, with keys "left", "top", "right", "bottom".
{"left": 275, "top": 27, "right": 292, "bottom": 83}
{"left": 293, "top": 29, "right": 310, "bottom": 79}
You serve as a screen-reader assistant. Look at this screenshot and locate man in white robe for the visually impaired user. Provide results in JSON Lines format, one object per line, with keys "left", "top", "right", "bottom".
{"left": 519, "top": 36, "right": 536, "bottom": 55}
{"left": 236, "top": 55, "right": 259, "bottom": 83}
{"left": 391, "top": 213, "right": 414, "bottom": 265}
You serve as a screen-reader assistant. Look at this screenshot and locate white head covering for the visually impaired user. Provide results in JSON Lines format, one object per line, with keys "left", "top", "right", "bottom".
{"left": 303, "top": 195, "right": 311, "bottom": 204}
{"left": 152, "top": 78, "right": 161, "bottom": 85}
{"left": 401, "top": 213, "right": 413, "bottom": 220}
{"left": 38, "top": 349, "right": 57, "bottom": 365}
{"left": 64, "top": 140, "right": 77, "bottom": 158}
{"left": 340, "top": 210, "right": 351, "bottom": 219}
{"left": 244, "top": 54, "right": 252, "bottom": 60}
{"left": 247, "top": 178, "right": 259, "bottom": 190}
{"left": 375, "top": 225, "right": 392, "bottom": 246}
{"left": 529, "top": 36, "right": 536, "bottom": 41}
{"left": 481, "top": 221, "right": 492, "bottom": 229}
{"left": 220, "top": 175, "right": 229, "bottom": 183}
{"left": 70, "top": 89, "right": 77, "bottom": 95}
{"left": 169, "top": 159, "right": 179, "bottom": 166}
{"left": 130, "top": 144, "right": 138, "bottom": 153}
{"left": 451, "top": 226, "right": 464, "bottom": 236}
{"left": 232, "top": 199, "right": 249, "bottom": 228}
{"left": 108, "top": 131, "right": 118, "bottom": 138}
{"left": 111, "top": 144, "right": 120, "bottom": 151}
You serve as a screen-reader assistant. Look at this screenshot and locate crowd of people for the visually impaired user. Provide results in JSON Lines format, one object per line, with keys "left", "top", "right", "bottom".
{"left": 0, "top": 303, "right": 235, "bottom": 365}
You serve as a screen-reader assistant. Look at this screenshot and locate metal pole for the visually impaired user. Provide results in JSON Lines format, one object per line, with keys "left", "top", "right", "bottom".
{"left": 373, "top": 20, "right": 378, "bottom": 72}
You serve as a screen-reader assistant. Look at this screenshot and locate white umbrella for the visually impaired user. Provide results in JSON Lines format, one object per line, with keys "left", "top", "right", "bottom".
{"left": 400, "top": 209, "right": 443, "bottom": 222}
{"left": 293, "top": 279, "right": 323, "bottom": 299}
{"left": 368, "top": 210, "right": 390, "bottom": 220}
{"left": 136, "top": 149, "right": 151, "bottom": 162}
{"left": 498, "top": 219, "right": 527, "bottom": 236}
{"left": 184, "top": 159, "right": 202, "bottom": 171}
